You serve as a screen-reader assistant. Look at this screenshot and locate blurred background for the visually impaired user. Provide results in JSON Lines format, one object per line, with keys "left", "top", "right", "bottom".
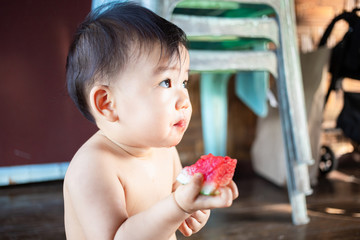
{"left": 1, "top": 0, "right": 360, "bottom": 239}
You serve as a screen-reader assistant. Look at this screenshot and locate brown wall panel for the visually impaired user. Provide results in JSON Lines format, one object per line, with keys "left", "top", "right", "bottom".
{"left": 0, "top": 0, "right": 97, "bottom": 167}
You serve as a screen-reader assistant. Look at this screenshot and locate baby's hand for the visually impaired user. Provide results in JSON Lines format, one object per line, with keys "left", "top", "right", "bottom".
{"left": 174, "top": 173, "right": 239, "bottom": 214}
{"left": 178, "top": 209, "right": 210, "bottom": 237}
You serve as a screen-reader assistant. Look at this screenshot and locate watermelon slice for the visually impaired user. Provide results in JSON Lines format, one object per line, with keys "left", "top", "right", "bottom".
{"left": 177, "top": 153, "right": 237, "bottom": 195}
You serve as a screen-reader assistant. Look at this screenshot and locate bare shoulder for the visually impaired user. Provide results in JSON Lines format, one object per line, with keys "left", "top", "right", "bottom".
{"left": 64, "top": 132, "right": 123, "bottom": 191}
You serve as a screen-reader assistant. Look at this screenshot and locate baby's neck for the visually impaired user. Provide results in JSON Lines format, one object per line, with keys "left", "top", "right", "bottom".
{"left": 97, "top": 130, "right": 153, "bottom": 158}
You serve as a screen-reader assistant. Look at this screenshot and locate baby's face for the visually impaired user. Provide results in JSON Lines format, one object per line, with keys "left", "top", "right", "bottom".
{"left": 111, "top": 44, "right": 192, "bottom": 148}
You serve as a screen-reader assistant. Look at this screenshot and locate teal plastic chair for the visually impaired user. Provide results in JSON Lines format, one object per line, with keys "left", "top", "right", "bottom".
{"left": 170, "top": 0, "right": 313, "bottom": 225}
{"left": 92, "top": 0, "right": 313, "bottom": 225}
{"left": 173, "top": 2, "right": 274, "bottom": 158}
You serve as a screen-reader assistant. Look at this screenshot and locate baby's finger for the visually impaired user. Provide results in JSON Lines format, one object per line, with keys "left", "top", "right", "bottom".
{"left": 178, "top": 221, "right": 192, "bottom": 237}
{"left": 185, "top": 173, "right": 204, "bottom": 199}
{"left": 174, "top": 173, "right": 204, "bottom": 213}
{"left": 185, "top": 216, "right": 202, "bottom": 233}
{"left": 191, "top": 209, "right": 210, "bottom": 224}
{"left": 195, "top": 187, "right": 233, "bottom": 209}
{"left": 228, "top": 181, "right": 239, "bottom": 200}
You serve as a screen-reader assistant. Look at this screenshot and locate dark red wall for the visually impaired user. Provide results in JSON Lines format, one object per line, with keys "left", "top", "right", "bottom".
{"left": 0, "top": 0, "right": 97, "bottom": 167}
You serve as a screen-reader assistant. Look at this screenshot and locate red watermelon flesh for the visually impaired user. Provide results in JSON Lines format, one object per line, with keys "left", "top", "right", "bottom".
{"left": 177, "top": 153, "right": 237, "bottom": 195}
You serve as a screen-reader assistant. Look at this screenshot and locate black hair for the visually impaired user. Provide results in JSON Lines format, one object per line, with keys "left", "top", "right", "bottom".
{"left": 66, "top": 1, "right": 187, "bottom": 123}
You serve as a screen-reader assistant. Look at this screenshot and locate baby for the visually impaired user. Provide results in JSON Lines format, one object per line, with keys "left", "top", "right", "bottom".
{"left": 63, "top": 2, "right": 238, "bottom": 239}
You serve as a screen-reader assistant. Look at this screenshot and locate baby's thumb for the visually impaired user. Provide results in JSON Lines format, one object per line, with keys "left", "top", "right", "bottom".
{"left": 187, "top": 173, "right": 204, "bottom": 197}
{"left": 174, "top": 173, "right": 204, "bottom": 214}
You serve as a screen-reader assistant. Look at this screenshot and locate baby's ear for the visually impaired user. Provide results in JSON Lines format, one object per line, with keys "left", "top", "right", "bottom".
{"left": 89, "top": 85, "right": 118, "bottom": 122}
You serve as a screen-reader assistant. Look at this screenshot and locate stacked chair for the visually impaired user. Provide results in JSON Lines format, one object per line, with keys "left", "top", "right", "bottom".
{"left": 92, "top": 0, "right": 313, "bottom": 225}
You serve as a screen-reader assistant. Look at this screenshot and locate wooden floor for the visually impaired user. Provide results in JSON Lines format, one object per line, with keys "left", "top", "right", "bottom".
{"left": 1, "top": 153, "right": 360, "bottom": 240}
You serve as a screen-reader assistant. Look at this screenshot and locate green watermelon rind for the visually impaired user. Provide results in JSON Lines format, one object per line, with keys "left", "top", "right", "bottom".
{"left": 176, "top": 170, "right": 218, "bottom": 195}
{"left": 200, "top": 182, "right": 218, "bottom": 196}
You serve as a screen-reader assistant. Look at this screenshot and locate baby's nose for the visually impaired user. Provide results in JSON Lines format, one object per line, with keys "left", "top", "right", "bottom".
{"left": 175, "top": 92, "right": 191, "bottom": 110}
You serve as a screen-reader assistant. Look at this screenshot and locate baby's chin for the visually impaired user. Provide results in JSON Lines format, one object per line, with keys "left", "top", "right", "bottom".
{"left": 163, "top": 136, "right": 184, "bottom": 148}
{"left": 166, "top": 140, "right": 182, "bottom": 148}
{"left": 152, "top": 130, "right": 187, "bottom": 148}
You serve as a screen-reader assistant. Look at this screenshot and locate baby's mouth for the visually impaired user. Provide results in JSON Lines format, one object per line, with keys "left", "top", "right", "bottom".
{"left": 174, "top": 119, "right": 186, "bottom": 128}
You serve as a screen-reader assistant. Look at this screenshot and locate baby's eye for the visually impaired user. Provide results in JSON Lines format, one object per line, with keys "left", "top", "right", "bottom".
{"left": 159, "top": 79, "right": 171, "bottom": 88}
{"left": 183, "top": 80, "right": 189, "bottom": 88}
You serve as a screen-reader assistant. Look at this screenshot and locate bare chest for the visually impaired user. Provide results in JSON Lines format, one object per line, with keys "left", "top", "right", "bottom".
{"left": 120, "top": 157, "right": 174, "bottom": 216}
